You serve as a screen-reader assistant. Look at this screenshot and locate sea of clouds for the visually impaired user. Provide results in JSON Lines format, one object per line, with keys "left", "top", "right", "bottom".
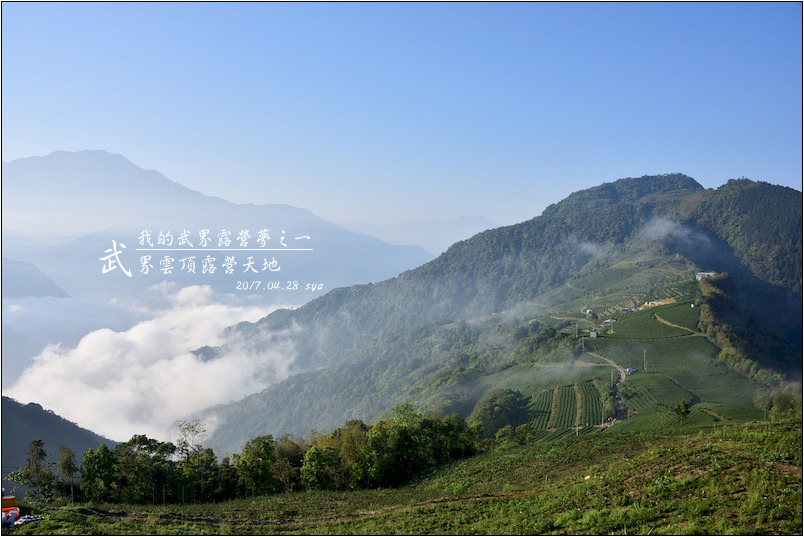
{"left": 5, "top": 284, "right": 294, "bottom": 443}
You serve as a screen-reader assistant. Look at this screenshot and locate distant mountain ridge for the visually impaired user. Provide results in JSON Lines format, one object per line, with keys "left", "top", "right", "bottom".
{"left": 2, "top": 150, "right": 215, "bottom": 245}
{"left": 1, "top": 257, "right": 69, "bottom": 298}
{"left": 1, "top": 150, "right": 434, "bottom": 304}
{"left": 201, "top": 174, "right": 802, "bottom": 453}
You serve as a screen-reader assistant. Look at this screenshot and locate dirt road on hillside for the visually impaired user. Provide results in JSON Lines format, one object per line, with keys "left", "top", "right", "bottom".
{"left": 584, "top": 351, "right": 627, "bottom": 421}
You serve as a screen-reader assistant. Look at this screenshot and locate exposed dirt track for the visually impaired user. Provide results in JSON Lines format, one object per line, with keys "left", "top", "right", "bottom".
{"left": 653, "top": 313, "right": 701, "bottom": 335}
{"left": 584, "top": 351, "right": 627, "bottom": 420}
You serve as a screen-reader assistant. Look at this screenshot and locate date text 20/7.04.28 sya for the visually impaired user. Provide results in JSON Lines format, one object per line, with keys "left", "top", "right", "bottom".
{"left": 235, "top": 281, "right": 324, "bottom": 292}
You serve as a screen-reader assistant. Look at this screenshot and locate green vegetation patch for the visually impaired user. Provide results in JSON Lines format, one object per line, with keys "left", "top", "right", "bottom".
{"left": 605, "top": 306, "right": 694, "bottom": 339}
{"left": 590, "top": 336, "right": 718, "bottom": 372}
{"left": 572, "top": 266, "right": 645, "bottom": 292}
{"left": 654, "top": 301, "right": 701, "bottom": 331}
{"left": 11, "top": 418, "right": 801, "bottom": 535}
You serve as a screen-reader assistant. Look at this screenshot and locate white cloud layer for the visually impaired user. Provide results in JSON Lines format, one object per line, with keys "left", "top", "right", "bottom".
{"left": 6, "top": 285, "right": 294, "bottom": 443}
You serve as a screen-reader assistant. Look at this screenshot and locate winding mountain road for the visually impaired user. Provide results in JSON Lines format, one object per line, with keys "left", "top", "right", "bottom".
{"left": 585, "top": 351, "right": 627, "bottom": 421}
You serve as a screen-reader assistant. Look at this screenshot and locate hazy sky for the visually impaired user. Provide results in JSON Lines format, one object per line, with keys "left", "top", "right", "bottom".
{"left": 2, "top": 1, "right": 801, "bottom": 226}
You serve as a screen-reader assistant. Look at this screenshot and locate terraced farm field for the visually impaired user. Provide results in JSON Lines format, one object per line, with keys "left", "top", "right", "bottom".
{"left": 578, "top": 381, "right": 603, "bottom": 426}
{"left": 470, "top": 313, "right": 763, "bottom": 438}
{"left": 516, "top": 381, "right": 607, "bottom": 435}
{"left": 552, "top": 385, "right": 577, "bottom": 429}
{"left": 432, "top": 286, "right": 766, "bottom": 442}
{"left": 516, "top": 295, "right": 766, "bottom": 436}
{"left": 589, "top": 332, "right": 764, "bottom": 430}
{"left": 529, "top": 389, "right": 552, "bottom": 430}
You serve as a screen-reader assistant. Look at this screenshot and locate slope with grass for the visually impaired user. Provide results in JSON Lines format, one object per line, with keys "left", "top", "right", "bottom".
{"left": 11, "top": 416, "right": 801, "bottom": 535}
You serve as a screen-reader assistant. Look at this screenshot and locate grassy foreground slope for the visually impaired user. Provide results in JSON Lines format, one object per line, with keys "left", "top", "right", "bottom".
{"left": 11, "top": 415, "right": 801, "bottom": 535}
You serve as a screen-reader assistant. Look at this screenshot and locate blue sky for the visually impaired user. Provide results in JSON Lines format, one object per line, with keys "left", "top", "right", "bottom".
{"left": 2, "top": 1, "right": 801, "bottom": 226}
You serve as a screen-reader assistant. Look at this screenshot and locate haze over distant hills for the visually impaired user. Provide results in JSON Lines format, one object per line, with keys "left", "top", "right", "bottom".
{"left": 1, "top": 150, "right": 435, "bottom": 304}
{"left": 344, "top": 216, "right": 496, "bottom": 256}
{"left": 1, "top": 257, "right": 68, "bottom": 298}
{"left": 3, "top": 150, "right": 477, "bottom": 394}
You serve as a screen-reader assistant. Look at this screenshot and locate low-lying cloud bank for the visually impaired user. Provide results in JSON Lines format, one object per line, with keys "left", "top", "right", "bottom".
{"left": 2, "top": 295, "right": 145, "bottom": 388}
{"left": 6, "top": 285, "right": 294, "bottom": 443}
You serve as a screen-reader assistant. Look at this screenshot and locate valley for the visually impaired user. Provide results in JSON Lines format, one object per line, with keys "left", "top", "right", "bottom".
{"left": 3, "top": 173, "right": 800, "bottom": 535}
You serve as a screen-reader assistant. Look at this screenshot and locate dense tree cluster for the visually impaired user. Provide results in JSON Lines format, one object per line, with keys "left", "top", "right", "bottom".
{"left": 690, "top": 179, "right": 802, "bottom": 294}
{"left": 469, "top": 389, "right": 531, "bottom": 438}
{"left": 7, "top": 407, "right": 480, "bottom": 505}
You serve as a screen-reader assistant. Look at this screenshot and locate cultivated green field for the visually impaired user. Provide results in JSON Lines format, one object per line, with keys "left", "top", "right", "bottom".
{"left": 468, "top": 291, "right": 764, "bottom": 439}
{"left": 653, "top": 301, "right": 702, "bottom": 331}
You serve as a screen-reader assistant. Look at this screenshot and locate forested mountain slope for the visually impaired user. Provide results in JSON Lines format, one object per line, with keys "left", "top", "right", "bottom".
{"left": 202, "top": 175, "right": 802, "bottom": 454}
{"left": 2, "top": 396, "right": 115, "bottom": 486}
{"left": 687, "top": 178, "right": 801, "bottom": 294}
{"left": 223, "top": 174, "right": 704, "bottom": 368}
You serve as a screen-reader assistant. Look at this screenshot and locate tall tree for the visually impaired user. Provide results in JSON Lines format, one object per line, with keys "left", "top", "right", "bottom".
{"left": 25, "top": 439, "right": 54, "bottom": 498}
{"left": 299, "top": 446, "right": 342, "bottom": 491}
{"left": 6, "top": 439, "right": 54, "bottom": 499}
{"left": 234, "top": 435, "right": 278, "bottom": 496}
{"left": 56, "top": 445, "right": 79, "bottom": 502}
{"left": 81, "top": 444, "right": 116, "bottom": 502}
{"left": 215, "top": 457, "right": 240, "bottom": 500}
{"left": 674, "top": 399, "right": 691, "bottom": 426}
{"left": 175, "top": 420, "right": 207, "bottom": 459}
{"left": 271, "top": 435, "right": 305, "bottom": 492}
{"left": 174, "top": 420, "right": 208, "bottom": 503}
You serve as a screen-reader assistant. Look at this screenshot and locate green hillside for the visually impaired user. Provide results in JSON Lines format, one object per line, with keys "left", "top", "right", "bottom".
{"left": 2, "top": 397, "right": 117, "bottom": 494}
{"left": 11, "top": 415, "right": 801, "bottom": 535}
{"left": 687, "top": 178, "right": 803, "bottom": 294}
{"left": 203, "top": 175, "right": 801, "bottom": 455}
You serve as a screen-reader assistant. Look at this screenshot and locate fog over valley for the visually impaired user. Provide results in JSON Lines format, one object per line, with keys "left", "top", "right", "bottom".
{"left": 5, "top": 284, "right": 291, "bottom": 442}
{"left": 1, "top": 150, "right": 476, "bottom": 440}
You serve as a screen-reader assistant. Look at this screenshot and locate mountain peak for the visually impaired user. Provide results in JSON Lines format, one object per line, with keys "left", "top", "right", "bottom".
{"left": 542, "top": 173, "right": 703, "bottom": 218}
{"left": 8, "top": 149, "right": 140, "bottom": 171}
